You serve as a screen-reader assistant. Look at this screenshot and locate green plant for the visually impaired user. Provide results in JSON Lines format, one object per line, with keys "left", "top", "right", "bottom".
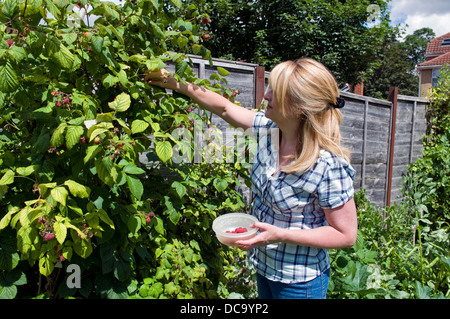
{"left": 329, "top": 189, "right": 449, "bottom": 299}
{"left": 0, "top": 0, "right": 253, "bottom": 299}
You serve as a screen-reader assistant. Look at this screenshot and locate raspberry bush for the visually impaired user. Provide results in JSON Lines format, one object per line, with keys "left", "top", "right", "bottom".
{"left": 0, "top": 0, "right": 253, "bottom": 298}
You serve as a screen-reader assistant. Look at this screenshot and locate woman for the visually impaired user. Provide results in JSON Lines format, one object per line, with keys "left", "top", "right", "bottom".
{"left": 146, "top": 58, "right": 357, "bottom": 299}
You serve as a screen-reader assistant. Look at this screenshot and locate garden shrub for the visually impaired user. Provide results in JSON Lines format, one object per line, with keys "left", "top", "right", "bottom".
{"left": 0, "top": 0, "right": 253, "bottom": 299}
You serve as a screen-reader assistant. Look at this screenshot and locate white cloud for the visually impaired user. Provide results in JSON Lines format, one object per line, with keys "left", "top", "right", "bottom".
{"left": 390, "top": 0, "right": 450, "bottom": 37}
{"left": 402, "top": 13, "right": 450, "bottom": 37}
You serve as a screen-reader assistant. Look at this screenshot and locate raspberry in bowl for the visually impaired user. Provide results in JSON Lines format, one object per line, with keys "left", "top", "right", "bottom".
{"left": 212, "top": 213, "right": 258, "bottom": 247}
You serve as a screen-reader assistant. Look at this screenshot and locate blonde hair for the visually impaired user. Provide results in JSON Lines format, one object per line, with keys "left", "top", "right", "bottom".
{"left": 268, "top": 58, "right": 351, "bottom": 173}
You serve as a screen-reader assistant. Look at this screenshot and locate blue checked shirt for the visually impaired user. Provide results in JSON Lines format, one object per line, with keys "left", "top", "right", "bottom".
{"left": 249, "top": 111, "right": 356, "bottom": 283}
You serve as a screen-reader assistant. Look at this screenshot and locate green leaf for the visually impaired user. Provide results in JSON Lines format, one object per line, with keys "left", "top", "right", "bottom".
{"left": 150, "top": 21, "right": 165, "bottom": 39}
{"left": 108, "top": 93, "right": 131, "bottom": 112}
{"left": 97, "top": 209, "right": 115, "bottom": 229}
{"left": 169, "top": 209, "right": 181, "bottom": 225}
{"left": 46, "top": 37, "right": 74, "bottom": 69}
{"left": 0, "top": 207, "right": 19, "bottom": 230}
{"left": 155, "top": 141, "right": 172, "bottom": 162}
{"left": 122, "top": 164, "right": 145, "bottom": 175}
{"left": 39, "top": 255, "right": 54, "bottom": 277}
{"left": 175, "top": 61, "right": 188, "bottom": 77}
{"left": 217, "top": 67, "right": 230, "bottom": 77}
{"left": 84, "top": 145, "right": 101, "bottom": 163}
{"left": 154, "top": 216, "right": 165, "bottom": 235}
{"left": 65, "top": 125, "right": 84, "bottom": 149}
{"left": 64, "top": 180, "right": 91, "bottom": 198}
{"left": 51, "top": 187, "right": 68, "bottom": 206}
{"left": 171, "top": 181, "right": 186, "bottom": 199}
{"left": 73, "top": 235, "right": 92, "bottom": 258}
{"left": 91, "top": 36, "right": 104, "bottom": 53}
{"left": 117, "top": 69, "right": 128, "bottom": 87}
{"left": 19, "top": 207, "right": 41, "bottom": 227}
{"left": 114, "top": 256, "right": 132, "bottom": 282}
{"left": 16, "top": 165, "right": 38, "bottom": 177}
{"left": 213, "top": 178, "right": 228, "bottom": 192}
{"left": 0, "top": 61, "right": 19, "bottom": 93}
{"left": 102, "top": 74, "right": 119, "bottom": 88}
{"left": 95, "top": 157, "right": 118, "bottom": 187}
{"left": 131, "top": 119, "right": 149, "bottom": 134}
{"left": 0, "top": 170, "right": 14, "bottom": 185}
{"left": 50, "top": 123, "right": 67, "bottom": 147}
{"left": 43, "top": 0, "right": 60, "bottom": 18}
{"left": 169, "top": 0, "right": 182, "bottom": 9}
{"left": 127, "top": 214, "right": 141, "bottom": 236}
{"left": 1, "top": 0, "right": 20, "bottom": 20}
{"left": 53, "top": 221, "right": 67, "bottom": 244}
{"left": 126, "top": 175, "right": 143, "bottom": 200}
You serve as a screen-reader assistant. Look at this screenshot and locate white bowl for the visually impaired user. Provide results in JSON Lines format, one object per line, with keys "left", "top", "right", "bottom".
{"left": 212, "top": 213, "right": 258, "bottom": 246}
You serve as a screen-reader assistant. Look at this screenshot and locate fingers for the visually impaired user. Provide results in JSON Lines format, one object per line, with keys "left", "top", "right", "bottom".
{"left": 144, "top": 69, "right": 170, "bottom": 83}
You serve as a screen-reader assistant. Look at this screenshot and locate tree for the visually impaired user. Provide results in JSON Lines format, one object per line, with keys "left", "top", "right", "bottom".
{"left": 364, "top": 27, "right": 435, "bottom": 99}
{"left": 400, "top": 27, "right": 435, "bottom": 66}
{"left": 193, "top": 0, "right": 394, "bottom": 85}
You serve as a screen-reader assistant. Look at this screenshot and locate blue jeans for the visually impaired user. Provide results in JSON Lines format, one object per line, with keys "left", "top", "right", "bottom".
{"left": 256, "top": 269, "right": 330, "bottom": 299}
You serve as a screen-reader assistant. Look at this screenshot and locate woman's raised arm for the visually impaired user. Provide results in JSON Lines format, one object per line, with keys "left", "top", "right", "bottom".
{"left": 145, "top": 69, "right": 257, "bottom": 131}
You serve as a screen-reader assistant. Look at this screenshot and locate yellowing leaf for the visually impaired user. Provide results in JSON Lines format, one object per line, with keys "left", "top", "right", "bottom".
{"left": 53, "top": 221, "right": 67, "bottom": 244}
{"left": 108, "top": 92, "right": 131, "bottom": 112}
{"left": 50, "top": 123, "right": 67, "bottom": 147}
{"left": 16, "top": 165, "right": 38, "bottom": 177}
{"left": 51, "top": 187, "right": 68, "bottom": 206}
{"left": 39, "top": 255, "right": 54, "bottom": 277}
{"left": 155, "top": 141, "right": 172, "bottom": 162}
{"left": 0, "top": 169, "right": 15, "bottom": 185}
{"left": 65, "top": 125, "right": 84, "bottom": 149}
{"left": 64, "top": 180, "right": 91, "bottom": 198}
{"left": 131, "top": 119, "right": 149, "bottom": 134}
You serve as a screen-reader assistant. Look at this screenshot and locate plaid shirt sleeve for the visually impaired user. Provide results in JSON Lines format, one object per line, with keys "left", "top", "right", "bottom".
{"left": 252, "top": 111, "right": 275, "bottom": 140}
{"left": 316, "top": 153, "right": 355, "bottom": 209}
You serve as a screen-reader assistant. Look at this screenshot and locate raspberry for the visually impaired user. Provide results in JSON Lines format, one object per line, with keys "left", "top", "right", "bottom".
{"left": 44, "top": 233, "right": 55, "bottom": 242}
{"left": 6, "top": 39, "right": 13, "bottom": 47}
{"left": 226, "top": 227, "right": 248, "bottom": 234}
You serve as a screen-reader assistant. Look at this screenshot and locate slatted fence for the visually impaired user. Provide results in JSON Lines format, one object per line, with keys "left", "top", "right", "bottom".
{"left": 163, "top": 55, "right": 430, "bottom": 207}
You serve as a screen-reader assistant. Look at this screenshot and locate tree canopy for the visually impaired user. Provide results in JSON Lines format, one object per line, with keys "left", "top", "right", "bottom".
{"left": 364, "top": 27, "right": 435, "bottom": 99}
{"left": 193, "top": 0, "right": 393, "bottom": 85}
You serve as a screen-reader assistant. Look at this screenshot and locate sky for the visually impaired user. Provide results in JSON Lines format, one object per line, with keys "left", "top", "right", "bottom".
{"left": 389, "top": 0, "right": 450, "bottom": 38}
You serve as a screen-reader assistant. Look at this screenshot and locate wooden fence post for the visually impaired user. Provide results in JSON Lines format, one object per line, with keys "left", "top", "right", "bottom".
{"left": 386, "top": 86, "right": 399, "bottom": 207}
{"left": 255, "top": 66, "right": 266, "bottom": 109}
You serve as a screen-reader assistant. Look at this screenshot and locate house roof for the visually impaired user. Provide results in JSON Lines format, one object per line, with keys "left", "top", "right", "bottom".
{"left": 425, "top": 32, "right": 450, "bottom": 56}
{"left": 418, "top": 51, "right": 450, "bottom": 68}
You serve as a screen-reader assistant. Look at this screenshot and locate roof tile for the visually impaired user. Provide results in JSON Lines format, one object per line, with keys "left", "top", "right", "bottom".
{"left": 426, "top": 32, "right": 450, "bottom": 56}
{"left": 418, "top": 51, "right": 450, "bottom": 67}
